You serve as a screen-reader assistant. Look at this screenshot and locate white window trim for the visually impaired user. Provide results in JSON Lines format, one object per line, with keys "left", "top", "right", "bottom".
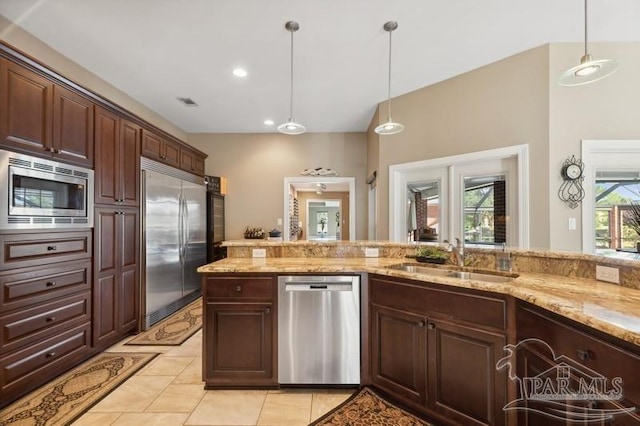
{"left": 581, "top": 140, "right": 640, "bottom": 254}
{"left": 389, "top": 144, "right": 529, "bottom": 248}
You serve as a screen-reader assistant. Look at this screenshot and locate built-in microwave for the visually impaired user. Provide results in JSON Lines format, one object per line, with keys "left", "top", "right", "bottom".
{"left": 0, "top": 149, "right": 94, "bottom": 229}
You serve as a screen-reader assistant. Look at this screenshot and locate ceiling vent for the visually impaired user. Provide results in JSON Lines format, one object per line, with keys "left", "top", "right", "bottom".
{"left": 177, "top": 97, "right": 198, "bottom": 107}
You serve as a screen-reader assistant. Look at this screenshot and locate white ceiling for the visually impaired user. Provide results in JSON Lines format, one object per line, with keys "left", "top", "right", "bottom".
{"left": 1, "top": 0, "right": 639, "bottom": 134}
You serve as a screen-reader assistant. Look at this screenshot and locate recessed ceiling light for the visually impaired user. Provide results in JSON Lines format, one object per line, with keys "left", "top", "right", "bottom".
{"left": 264, "top": 119, "right": 274, "bottom": 126}
{"left": 232, "top": 68, "right": 248, "bottom": 77}
{"left": 177, "top": 97, "right": 198, "bottom": 107}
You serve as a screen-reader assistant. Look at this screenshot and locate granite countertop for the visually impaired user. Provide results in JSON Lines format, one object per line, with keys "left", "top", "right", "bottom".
{"left": 197, "top": 257, "right": 640, "bottom": 347}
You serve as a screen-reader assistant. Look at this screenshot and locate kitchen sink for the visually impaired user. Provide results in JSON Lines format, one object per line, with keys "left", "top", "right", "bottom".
{"left": 385, "top": 263, "right": 517, "bottom": 283}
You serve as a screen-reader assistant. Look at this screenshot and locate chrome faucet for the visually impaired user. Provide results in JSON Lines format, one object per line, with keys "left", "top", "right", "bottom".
{"left": 444, "top": 238, "right": 465, "bottom": 266}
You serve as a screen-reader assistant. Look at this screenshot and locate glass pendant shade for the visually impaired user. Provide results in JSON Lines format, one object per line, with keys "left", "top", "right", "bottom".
{"left": 278, "top": 21, "right": 306, "bottom": 135}
{"left": 277, "top": 119, "right": 306, "bottom": 135}
{"left": 375, "top": 21, "right": 404, "bottom": 135}
{"left": 559, "top": 0, "right": 619, "bottom": 87}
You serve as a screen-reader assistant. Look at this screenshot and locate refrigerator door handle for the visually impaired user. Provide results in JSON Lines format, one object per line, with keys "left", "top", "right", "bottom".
{"left": 178, "top": 193, "right": 184, "bottom": 265}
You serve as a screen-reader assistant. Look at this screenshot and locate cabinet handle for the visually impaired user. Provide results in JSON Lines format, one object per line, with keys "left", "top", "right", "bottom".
{"left": 45, "top": 352, "right": 56, "bottom": 358}
{"left": 46, "top": 281, "right": 57, "bottom": 287}
{"left": 576, "top": 349, "right": 593, "bottom": 361}
{"left": 53, "top": 149, "right": 60, "bottom": 154}
{"left": 47, "top": 245, "right": 57, "bottom": 251}
{"left": 236, "top": 285, "right": 242, "bottom": 293}
{"left": 418, "top": 320, "right": 425, "bottom": 327}
{"left": 427, "top": 323, "right": 435, "bottom": 330}
{"left": 46, "top": 316, "right": 56, "bottom": 322}
{"left": 265, "top": 307, "right": 271, "bottom": 314}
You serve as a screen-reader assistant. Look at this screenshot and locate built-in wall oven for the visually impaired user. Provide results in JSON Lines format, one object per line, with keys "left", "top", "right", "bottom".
{"left": 0, "top": 149, "right": 94, "bottom": 229}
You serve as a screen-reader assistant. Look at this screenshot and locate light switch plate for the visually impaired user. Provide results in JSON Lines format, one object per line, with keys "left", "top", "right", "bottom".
{"left": 365, "top": 247, "right": 379, "bottom": 258}
{"left": 595, "top": 265, "right": 619, "bottom": 284}
{"left": 252, "top": 248, "right": 266, "bottom": 258}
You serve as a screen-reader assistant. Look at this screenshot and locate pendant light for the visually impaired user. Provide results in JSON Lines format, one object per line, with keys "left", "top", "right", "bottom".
{"left": 559, "top": 0, "right": 618, "bottom": 86}
{"left": 375, "top": 21, "right": 404, "bottom": 135}
{"left": 278, "top": 21, "right": 306, "bottom": 135}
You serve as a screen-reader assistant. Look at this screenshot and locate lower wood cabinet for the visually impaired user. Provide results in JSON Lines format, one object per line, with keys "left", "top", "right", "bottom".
{"left": 93, "top": 206, "right": 139, "bottom": 350}
{"left": 517, "top": 301, "right": 640, "bottom": 426}
{"left": 202, "top": 274, "right": 277, "bottom": 388}
{"left": 369, "top": 274, "right": 509, "bottom": 426}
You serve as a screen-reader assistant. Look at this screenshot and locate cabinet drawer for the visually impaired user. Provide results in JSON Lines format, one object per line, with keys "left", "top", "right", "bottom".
{"left": 0, "top": 322, "right": 91, "bottom": 400}
{"left": 0, "top": 291, "right": 90, "bottom": 354}
{"left": 0, "top": 260, "right": 91, "bottom": 312}
{"left": 370, "top": 275, "right": 507, "bottom": 330}
{"left": 517, "top": 304, "right": 640, "bottom": 405}
{"left": 205, "top": 276, "right": 275, "bottom": 300}
{"left": 0, "top": 231, "right": 91, "bottom": 270}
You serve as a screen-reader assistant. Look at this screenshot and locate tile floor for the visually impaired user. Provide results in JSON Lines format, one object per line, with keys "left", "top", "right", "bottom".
{"left": 71, "top": 330, "right": 354, "bottom": 426}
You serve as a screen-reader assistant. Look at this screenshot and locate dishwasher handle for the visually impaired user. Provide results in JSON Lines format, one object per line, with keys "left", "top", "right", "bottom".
{"left": 284, "top": 283, "right": 353, "bottom": 292}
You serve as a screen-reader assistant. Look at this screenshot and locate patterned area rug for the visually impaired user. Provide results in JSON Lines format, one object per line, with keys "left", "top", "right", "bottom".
{"left": 310, "top": 387, "right": 432, "bottom": 426}
{"left": 125, "top": 297, "right": 202, "bottom": 345}
{"left": 0, "top": 352, "right": 157, "bottom": 426}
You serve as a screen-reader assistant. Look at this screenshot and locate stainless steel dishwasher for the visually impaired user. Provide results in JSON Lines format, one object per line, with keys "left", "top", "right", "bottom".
{"left": 278, "top": 275, "right": 360, "bottom": 385}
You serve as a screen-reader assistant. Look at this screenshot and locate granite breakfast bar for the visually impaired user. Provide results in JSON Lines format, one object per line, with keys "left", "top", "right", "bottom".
{"left": 198, "top": 241, "right": 640, "bottom": 425}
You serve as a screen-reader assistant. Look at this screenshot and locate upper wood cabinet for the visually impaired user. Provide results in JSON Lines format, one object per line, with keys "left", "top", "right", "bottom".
{"left": 142, "top": 128, "right": 206, "bottom": 177}
{"left": 94, "top": 106, "right": 140, "bottom": 206}
{"left": 141, "top": 129, "right": 180, "bottom": 169}
{"left": 0, "top": 58, "right": 94, "bottom": 167}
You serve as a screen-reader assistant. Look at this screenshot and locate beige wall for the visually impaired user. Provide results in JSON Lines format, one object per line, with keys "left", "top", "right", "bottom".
{"left": 187, "top": 133, "right": 367, "bottom": 240}
{"left": 371, "top": 45, "right": 550, "bottom": 248}
{"left": 0, "top": 15, "right": 186, "bottom": 141}
{"left": 548, "top": 42, "right": 640, "bottom": 252}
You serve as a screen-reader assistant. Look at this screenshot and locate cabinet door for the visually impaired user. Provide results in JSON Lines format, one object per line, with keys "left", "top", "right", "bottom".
{"left": 162, "top": 138, "right": 180, "bottom": 168}
{"left": 52, "top": 85, "right": 94, "bottom": 167}
{"left": 204, "top": 302, "right": 275, "bottom": 386}
{"left": 119, "top": 120, "right": 140, "bottom": 206}
{"left": 93, "top": 207, "right": 118, "bottom": 347}
{"left": 94, "top": 106, "right": 119, "bottom": 205}
{"left": 427, "top": 318, "right": 507, "bottom": 426}
{"left": 370, "top": 303, "right": 427, "bottom": 406}
{"left": 141, "top": 128, "right": 163, "bottom": 162}
{"left": 0, "top": 59, "right": 53, "bottom": 155}
{"left": 180, "top": 147, "right": 205, "bottom": 176}
{"left": 118, "top": 208, "right": 139, "bottom": 333}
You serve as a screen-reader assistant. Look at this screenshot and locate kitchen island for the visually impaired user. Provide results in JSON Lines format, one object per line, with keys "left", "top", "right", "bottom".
{"left": 198, "top": 242, "right": 640, "bottom": 425}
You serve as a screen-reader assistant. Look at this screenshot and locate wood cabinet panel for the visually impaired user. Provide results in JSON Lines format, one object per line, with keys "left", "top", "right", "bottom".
{"left": 205, "top": 276, "right": 275, "bottom": 300}
{"left": 0, "top": 291, "right": 90, "bottom": 354}
{"left": 370, "top": 303, "right": 427, "bottom": 406}
{"left": 163, "top": 138, "right": 180, "bottom": 168}
{"left": 370, "top": 275, "right": 507, "bottom": 331}
{"left": 0, "top": 260, "right": 90, "bottom": 312}
{"left": 52, "top": 85, "right": 93, "bottom": 167}
{"left": 93, "top": 207, "right": 139, "bottom": 349}
{"left": 142, "top": 129, "right": 180, "bottom": 168}
{"left": 0, "top": 231, "right": 91, "bottom": 271}
{"left": 0, "top": 58, "right": 52, "bottom": 155}
{"left": 204, "top": 301, "right": 275, "bottom": 386}
{"left": 0, "top": 322, "right": 91, "bottom": 406}
{"left": 180, "top": 147, "right": 205, "bottom": 176}
{"left": 427, "top": 318, "right": 507, "bottom": 426}
{"left": 94, "top": 106, "right": 140, "bottom": 206}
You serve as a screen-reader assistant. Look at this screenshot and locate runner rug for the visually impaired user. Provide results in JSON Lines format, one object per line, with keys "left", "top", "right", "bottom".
{"left": 126, "top": 297, "right": 202, "bottom": 346}
{"left": 310, "top": 387, "right": 432, "bottom": 426}
{"left": 0, "top": 352, "right": 157, "bottom": 426}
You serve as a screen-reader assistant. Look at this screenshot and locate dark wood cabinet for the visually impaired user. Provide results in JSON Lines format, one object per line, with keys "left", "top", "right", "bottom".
{"left": 427, "top": 317, "right": 507, "bottom": 426}
{"left": 181, "top": 147, "right": 205, "bottom": 176}
{"left": 516, "top": 302, "right": 640, "bottom": 426}
{"left": 369, "top": 274, "right": 510, "bottom": 426}
{"left": 0, "top": 58, "right": 94, "bottom": 167}
{"left": 94, "top": 106, "right": 140, "bottom": 206}
{"left": 370, "top": 303, "right": 427, "bottom": 406}
{"left": 93, "top": 207, "right": 139, "bottom": 350}
{"left": 141, "top": 128, "right": 180, "bottom": 169}
{"left": 203, "top": 275, "right": 277, "bottom": 387}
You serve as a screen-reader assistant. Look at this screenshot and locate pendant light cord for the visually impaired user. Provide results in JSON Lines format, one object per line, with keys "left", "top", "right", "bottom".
{"left": 584, "top": 0, "right": 589, "bottom": 57}
{"left": 386, "top": 28, "right": 393, "bottom": 120}
{"left": 289, "top": 28, "right": 294, "bottom": 121}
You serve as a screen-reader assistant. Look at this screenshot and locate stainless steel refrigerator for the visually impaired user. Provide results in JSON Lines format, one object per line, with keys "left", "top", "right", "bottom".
{"left": 141, "top": 157, "right": 206, "bottom": 329}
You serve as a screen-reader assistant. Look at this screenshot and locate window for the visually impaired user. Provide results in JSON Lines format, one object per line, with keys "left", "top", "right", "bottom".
{"left": 463, "top": 176, "right": 506, "bottom": 246}
{"left": 594, "top": 172, "right": 640, "bottom": 253}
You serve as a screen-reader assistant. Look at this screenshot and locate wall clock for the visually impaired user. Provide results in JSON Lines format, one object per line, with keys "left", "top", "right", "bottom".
{"left": 558, "top": 155, "right": 585, "bottom": 209}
